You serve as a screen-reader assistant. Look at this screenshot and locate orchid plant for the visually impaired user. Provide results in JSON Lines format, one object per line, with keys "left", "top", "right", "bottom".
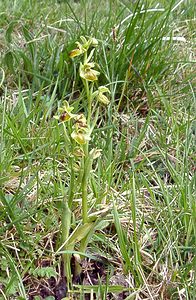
{"left": 54, "top": 36, "right": 110, "bottom": 287}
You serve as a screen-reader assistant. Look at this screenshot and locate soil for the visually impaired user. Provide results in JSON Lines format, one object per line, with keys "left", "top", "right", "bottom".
{"left": 26, "top": 255, "right": 129, "bottom": 300}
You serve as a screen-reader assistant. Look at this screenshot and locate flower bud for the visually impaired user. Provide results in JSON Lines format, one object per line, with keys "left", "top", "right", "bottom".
{"left": 97, "top": 93, "right": 110, "bottom": 105}
{"left": 91, "top": 37, "right": 98, "bottom": 47}
{"left": 96, "top": 86, "right": 110, "bottom": 105}
{"left": 98, "top": 86, "right": 110, "bottom": 93}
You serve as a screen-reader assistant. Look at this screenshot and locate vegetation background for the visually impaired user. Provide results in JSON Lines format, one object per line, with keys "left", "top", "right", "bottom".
{"left": 0, "top": 0, "right": 195, "bottom": 299}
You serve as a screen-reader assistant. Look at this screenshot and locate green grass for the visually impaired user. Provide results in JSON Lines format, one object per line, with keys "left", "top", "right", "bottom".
{"left": 0, "top": 0, "right": 195, "bottom": 299}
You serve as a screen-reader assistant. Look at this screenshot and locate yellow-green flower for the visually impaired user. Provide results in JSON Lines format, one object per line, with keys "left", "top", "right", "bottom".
{"left": 80, "top": 36, "right": 91, "bottom": 50}
{"left": 89, "top": 148, "right": 102, "bottom": 159}
{"left": 54, "top": 101, "right": 77, "bottom": 122}
{"left": 90, "top": 37, "right": 98, "bottom": 48}
{"left": 71, "top": 114, "right": 91, "bottom": 145}
{"left": 96, "top": 86, "right": 110, "bottom": 105}
{"left": 79, "top": 36, "right": 98, "bottom": 50}
{"left": 69, "top": 47, "right": 83, "bottom": 58}
{"left": 75, "top": 114, "right": 88, "bottom": 129}
{"left": 71, "top": 130, "right": 91, "bottom": 145}
{"left": 80, "top": 62, "right": 100, "bottom": 82}
{"left": 69, "top": 37, "right": 98, "bottom": 58}
{"left": 73, "top": 147, "right": 85, "bottom": 157}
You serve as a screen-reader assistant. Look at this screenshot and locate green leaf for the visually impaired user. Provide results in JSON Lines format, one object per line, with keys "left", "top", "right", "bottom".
{"left": 4, "top": 51, "right": 15, "bottom": 74}
{"left": 5, "top": 21, "right": 17, "bottom": 43}
{"left": 0, "top": 256, "right": 8, "bottom": 271}
{"left": 22, "top": 26, "right": 33, "bottom": 42}
{"left": 5, "top": 277, "right": 18, "bottom": 296}
{"left": 113, "top": 203, "right": 133, "bottom": 274}
{"left": 66, "top": 223, "right": 94, "bottom": 248}
{"left": 17, "top": 51, "right": 33, "bottom": 73}
{"left": 30, "top": 267, "right": 57, "bottom": 279}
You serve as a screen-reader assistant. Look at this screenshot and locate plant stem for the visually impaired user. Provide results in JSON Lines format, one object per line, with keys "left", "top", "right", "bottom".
{"left": 61, "top": 122, "right": 74, "bottom": 286}
{"left": 81, "top": 164, "right": 88, "bottom": 224}
{"left": 63, "top": 122, "right": 75, "bottom": 209}
{"left": 84, "top": 80, "right": 91, "bottom": 125}
{"left": 61, "top": 200, "right": 72, "bottom": 287}
{"left": 81, "top": 144, "right": 94, "bottom": 224}
{"left": 82, "top": 144, "right": 89, "bottom": 224}
{"left": 81, "top": 76, "right": 94, "bottom": 224}
{"left": 68, "top": 157, "right": 75, "bottom": 208}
